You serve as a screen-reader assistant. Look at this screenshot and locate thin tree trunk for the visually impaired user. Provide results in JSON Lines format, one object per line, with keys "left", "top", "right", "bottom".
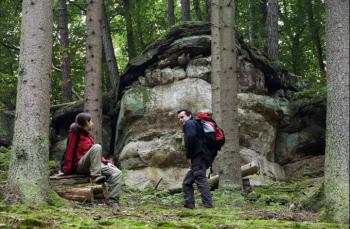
{"left": 181, "top": 0, "right": 191, "bottom": 22}
{"left": 266, "top": 0, "right": 278, "bottom": 60}
{"left": 205, "top": 0, "right": 211, "bottom": 21}
{"left": 248, "top": 0, "right": 256, "bottom": 44}
{"left": 168, "top": 0, "right": 175, "bottom": 26}
{"left": 211, "top": 0, "right": 242, "bottom": 194}
{"left": 193, "top": 0, "right": 202, "bottom": 21}
{"left": 305, "top": 0, "right": 325, "bottom": 74}
{"left": 324, "top": 0, "right": 349, "bottom": 224}
{"left": 123, "top": 0, "right": 137, "bottom": 59}
{"left": 6, "top": 0, "right": 53, "bottom": 205}
{"left": 102, "top": 1, "right": 120, "bottom": 95}
{"left": 84, "top": 0, "right": 103, "bottom": 144}
{"left": 58, "top": 0, "right": 72, "bottom": 103}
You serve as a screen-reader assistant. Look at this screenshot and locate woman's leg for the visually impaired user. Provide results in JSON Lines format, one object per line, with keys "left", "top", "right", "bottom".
{"left": 101, "top": 163, "right": 123, "bottom": 203}
{"left": 77, "top": 144, "right": 103, "bottom": 177}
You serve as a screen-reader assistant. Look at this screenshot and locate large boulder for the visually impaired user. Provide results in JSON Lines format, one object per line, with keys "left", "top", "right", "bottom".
{"left": 116, "top": 76, "right": 290, "bottom": 189}
{"left": 275, "top": 97, "right": 326, "bottom": 165}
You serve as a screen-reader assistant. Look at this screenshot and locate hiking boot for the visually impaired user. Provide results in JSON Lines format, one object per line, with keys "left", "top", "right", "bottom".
{"left": 184, "top": 204, "right": 195, "bottom": 209}
{"left": 92, "top": 175, "right": 106, "bottom": 184}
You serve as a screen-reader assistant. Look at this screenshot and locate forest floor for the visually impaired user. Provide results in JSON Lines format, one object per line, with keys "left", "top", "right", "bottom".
{"left": 0, "top": 148, "right": 348, "bottom": 229}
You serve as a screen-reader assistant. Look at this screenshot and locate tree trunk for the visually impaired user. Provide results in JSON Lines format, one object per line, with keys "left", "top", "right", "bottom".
{"left": 84, "top": 0, "right": 103, "bottom": 145}
{"left": 305, "top": 0, "right": 325, "bottom": 74}
{"left": 211, "top": 0, "right": 242, "bottom": 194}
{"left": 193, "top": 0, "right": 202, "bottom": 21}
{"left": 205, "top": 0, "right": 211, "bottom": 21}
{"left": 266, "top": 0, "right": 278, "bottom": 60}
{"left": 6, "top": 0, "right": 53, "bottom": 205}
{"left": 102, "top": 1, "right": 120, "bottom": 95}
{"left": 58, "top": 0, "right": 72, "bottom": 103}
{"left": 248, "top": 0, "right": 256, "bottom": 44}
{"left": 324, "top": 0, "right": 349, "bottom": 224}
{"left": 123, "top": 0, "right": 137, "bottom": 60}
{"left": 181, "top": 0, "right": 191, "bottom": 22}
{"left": 168, "top": 0, "right": 175, "bottom": 26}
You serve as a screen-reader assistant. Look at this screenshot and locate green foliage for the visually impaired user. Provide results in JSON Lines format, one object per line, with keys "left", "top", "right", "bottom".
{"left": 0, "top": 182, "right": 347, "bottom": 228}
{"left": 0, "top": 147, "right": 11, "bottom": 182}
{"left": 246, "top": 180, "right": 308, "bottom": 207}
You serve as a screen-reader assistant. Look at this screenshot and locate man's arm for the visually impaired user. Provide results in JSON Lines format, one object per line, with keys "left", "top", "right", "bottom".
{"left": 183, "top": 120, "right": 197, "bottom": 159}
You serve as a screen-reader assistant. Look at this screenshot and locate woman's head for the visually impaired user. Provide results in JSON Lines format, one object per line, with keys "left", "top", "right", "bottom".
{"left": 71, "top": 112, "right": 93, "bottom": 131}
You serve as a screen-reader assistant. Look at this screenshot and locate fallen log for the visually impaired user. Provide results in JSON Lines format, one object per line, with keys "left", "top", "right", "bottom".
{"left": 241, "top": 163, "right": 258, "bottom": 177}
{"left": 167, "top": 163, "right": 258, "bottom": 195}
{"left": 49, "top": 174, "right": 105, "bottom": 202}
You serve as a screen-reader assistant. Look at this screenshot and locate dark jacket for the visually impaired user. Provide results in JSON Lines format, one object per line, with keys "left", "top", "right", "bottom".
{"left": 183, "top": 119, "right": 208, "bottom": 160}
{"left": 61, "top": 128, "right": 110, "bottom": 175}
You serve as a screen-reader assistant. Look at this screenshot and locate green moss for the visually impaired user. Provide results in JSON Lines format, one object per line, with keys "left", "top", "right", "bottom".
{"left": 48, "top": 160, "right": 59, "bottom": 176}
{"left": 47, "top": 189, "right": 67, "bottom": 207}
{"left": 0, "top": 147, "right": 11, "bottom": 182}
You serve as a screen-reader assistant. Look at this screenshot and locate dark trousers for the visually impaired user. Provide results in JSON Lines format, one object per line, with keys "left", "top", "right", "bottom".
{"left": 182, "top": 155, "right": 213, "bottom": 208}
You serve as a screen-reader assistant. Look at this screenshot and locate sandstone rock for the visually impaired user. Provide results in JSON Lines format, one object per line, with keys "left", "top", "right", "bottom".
{"left": 124, "top": 167, "right": 189, "bottom": 190}
{"left": 240, "top": 147, "right": 285, "bottom": 180}
{"left": 283, "top": 155, "right": 324, "bottom": 179}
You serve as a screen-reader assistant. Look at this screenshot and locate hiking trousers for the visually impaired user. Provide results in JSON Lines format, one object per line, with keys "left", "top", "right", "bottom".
{"left": 77, "top": 144, "right": 123, "bottom": 202}
{"left": 182, "top": 155, "right": 213, "bottom": 208}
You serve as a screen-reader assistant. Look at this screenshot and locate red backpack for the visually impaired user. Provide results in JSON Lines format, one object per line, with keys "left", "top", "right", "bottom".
{"left": 195, "top": 112, "right": 225, "bottom": 151}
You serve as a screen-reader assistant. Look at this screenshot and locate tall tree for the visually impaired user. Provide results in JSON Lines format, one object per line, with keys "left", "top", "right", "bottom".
{"left": 58, "top": 0, "right": 72, "bottom": 103}
{"left": 84, "top": 0, "right": 103, "bottom": 144}
{"left": 123, "top": 0, "right": 137, "bottom": 59}
{"left": 168, "top": 0, "right": 175, "bottom": 26}
{"left": 248, "top": 0, "right": 256, "bottom": 44}
{"left": 205, "top": 0, "right": 211, "bottom": 21}
{"left": 266, "top": 0, "right": 278, "bottom": 60}
{"left": 102, "top": 1, "right": 120, "bottom": 95}
{"left": 193, "top": 0, "right": 202, "bottom": 21}
{"left": 181, "top": 0, "right": 191, "bottom": 22}
{"left": 305, "top": 0, "right": 325, "bottom": 74}
{"left": 324, "top": 0, "right": 349, "bottom": 224}
{"left": 6, "top": 0, "right": 53, "bottom": 205}
{"left": 211, "top": 0, "right": 242, "bottom": 193}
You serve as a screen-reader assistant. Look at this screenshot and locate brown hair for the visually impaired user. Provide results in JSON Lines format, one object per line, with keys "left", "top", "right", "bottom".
{"left": 70, "top": 112, "right": 92, "bottom": 132}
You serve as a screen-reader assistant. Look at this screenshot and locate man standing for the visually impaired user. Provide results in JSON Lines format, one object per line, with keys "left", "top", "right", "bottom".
{"left": 177, "top": 109, "right": 214, "bottom": 209}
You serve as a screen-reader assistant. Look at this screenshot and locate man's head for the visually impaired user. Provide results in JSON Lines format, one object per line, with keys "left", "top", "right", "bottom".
{"left": 177, "top": 109, "right": 192, "bottom": 126}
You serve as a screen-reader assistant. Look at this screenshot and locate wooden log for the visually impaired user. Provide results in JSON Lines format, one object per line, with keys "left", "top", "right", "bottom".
{"left": 49, "top": 175, "right": 105, "bottom": 202}
{"left": 49, "top": 174, "right": 91, "bottom": 185}
{"left": 167, "top": 163, "right": 258, "bottom": 194}
{"left": 241, "top": 163, "right": 258, "bottom": 177}
{"left": 51, "top": 184, "right": 104, "bottom": 202}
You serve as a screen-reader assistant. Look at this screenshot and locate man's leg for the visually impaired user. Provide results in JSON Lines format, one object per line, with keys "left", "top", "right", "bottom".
{"left": 192, "top": 157, "right": 213, "bottom": 208}
{"left": 77, "top": 144, "right": 103, "bottom": 177}
{"left": 101, "top": 163, "right": 123, "bottom": 203}
{"left": 182, "top": 170, "right": 195, "bottom": 209}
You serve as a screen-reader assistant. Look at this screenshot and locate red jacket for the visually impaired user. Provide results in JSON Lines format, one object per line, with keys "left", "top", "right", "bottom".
{"left": 62, "top": 128, "right": 111, "bottom": 175}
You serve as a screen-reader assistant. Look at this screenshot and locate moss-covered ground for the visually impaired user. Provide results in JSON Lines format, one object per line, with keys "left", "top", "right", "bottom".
{"left": 0, "top": 149, "right": 347, "bottom": 228}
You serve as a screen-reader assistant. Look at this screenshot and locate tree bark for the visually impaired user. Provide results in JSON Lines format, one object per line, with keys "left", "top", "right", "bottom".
{"left": 205, "top": 0, "right": 211, "bottom": 21}
{"left": 211, "top": 0, "right": 242, "bottom": 194}
{"left": 6, "top": 0, "right": 53, "bottom": 205}
{"left": 102, "top": 1, "right": 120, "bottom": 95}
{"left": 181, "top": 0, "right": 191, "bottom": 22}
{"left": 84, "top": 0, "right": 103, "bottom": 144}
{"left": 168, "top": 0, "right": 175, "bottom": 26}
{"left": 324, "top": 0, "right": 349, "bottom": 224}
{"left": 58, "top": 0, "right": 72, "bottom": 103}
{"left": 193, "top": 0, "right": 202, "bottom": 21}
{"left": 266, "top": 0, "right": 278, "bottom": 60}
{"left": 123, "top": 0, "right": 137, "bottom": 60}
{"left": 305, "top": 0, "right": 325, "bottom": 74}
